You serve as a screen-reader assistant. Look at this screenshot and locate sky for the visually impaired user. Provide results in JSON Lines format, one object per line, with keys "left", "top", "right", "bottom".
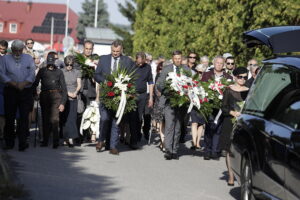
{"left": 4, "top": 0, "right": 130, "bottom": 25}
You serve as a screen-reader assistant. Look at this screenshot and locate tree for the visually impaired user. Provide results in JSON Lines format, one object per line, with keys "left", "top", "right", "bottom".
{"left": 110, "top": 0, "right": 136, "bottom": 56}
{"left": 77, "top": 0, "right": 109, "bottom": 42}
{"left": 133, "top": 0, "right": 300, "bottom": 65}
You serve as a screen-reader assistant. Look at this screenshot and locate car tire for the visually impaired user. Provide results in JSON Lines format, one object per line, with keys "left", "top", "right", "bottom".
{"left": 241, "top": 157, "right": 255, "bottom": 200}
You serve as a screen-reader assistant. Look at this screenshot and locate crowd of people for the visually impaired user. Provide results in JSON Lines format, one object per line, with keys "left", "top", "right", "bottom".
{"left": 0, "top": 38, "right": 261, "bottom": 186}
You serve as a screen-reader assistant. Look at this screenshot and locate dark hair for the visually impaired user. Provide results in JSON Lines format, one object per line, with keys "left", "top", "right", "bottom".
{"left": 0, "top": 40, "right": 8, "bottom": 48}
{"left": 25, "top": 38, "right": 34, "bottom": 44}
{"left": 225, "top": 56, "right": 234, "bottom": 62}
{"left": 84, "top": 40, "right": 94, "bottom": 47}
{"left": 188, "top": 51, "right": 198, "bottom": 58}
{"left": 156, "top": 61, "right": 163, "bottom": 73}
{"left": 112, "top": 40, "right": 123, "bottom": 48}
{"left": 136, "top": 52, "right": 146, "bottom": 59}
{"left": 172, "top": 50, "right": 182, "bottom": 56}
{"left": 233, "top": 67, "right": 248, "bottom": 76}
{"left": 64, "top": 55, "right": 75, "bottom": 65}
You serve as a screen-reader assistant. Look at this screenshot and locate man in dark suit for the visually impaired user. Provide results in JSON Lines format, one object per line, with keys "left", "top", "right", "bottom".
{"left": 201, "top": 55, "right": 232, "bottom": 160}
{"left": 157, "top": 50, "right": 191, "bottom": 160}
{"left": 94, "top": 40, "right": 135, "bottom": 155}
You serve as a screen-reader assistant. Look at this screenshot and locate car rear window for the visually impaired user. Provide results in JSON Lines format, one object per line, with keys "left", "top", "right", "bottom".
{"left": 243, "top": 64, "right": 292, "bottom": 117}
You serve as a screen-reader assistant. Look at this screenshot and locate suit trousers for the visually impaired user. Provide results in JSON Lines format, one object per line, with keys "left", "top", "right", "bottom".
{"left": 164, "top": 105, "right": 182, "bottom": 154}
{"left": 40, "top": 91, "right": 62, "bottom": 145}
{"left": 4, "top": 87, "right": 33, "bottom": 148}
{"left": 204, "top": 118, "right": 223, "bottom": 154}
{"left": 98, "top": 103, "right": 120, "bottom": 149}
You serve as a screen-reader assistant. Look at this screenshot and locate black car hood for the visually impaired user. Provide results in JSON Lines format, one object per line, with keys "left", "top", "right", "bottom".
{"left": 243, "top": 26, "right": 300, "bottom": 53}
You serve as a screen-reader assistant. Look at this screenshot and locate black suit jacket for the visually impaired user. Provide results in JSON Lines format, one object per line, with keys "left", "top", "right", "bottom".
{"left": 94, "top": 54, "right": 135, "bottom": 84}
{"left": 201, "top": 70, "right": 232, "bottom": 82}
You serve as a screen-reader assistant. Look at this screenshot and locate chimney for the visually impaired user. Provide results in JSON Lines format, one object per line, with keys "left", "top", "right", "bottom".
{"left": 27, "top": 1, "right": 33, "bottom": 13}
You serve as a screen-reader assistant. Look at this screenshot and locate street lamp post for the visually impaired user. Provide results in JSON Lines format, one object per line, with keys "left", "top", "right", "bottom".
{"left": 94, "top": 0, "right": 99, "bottom": 28}
{"left": 65, "top": 0, "right": 69, "bottom": 37}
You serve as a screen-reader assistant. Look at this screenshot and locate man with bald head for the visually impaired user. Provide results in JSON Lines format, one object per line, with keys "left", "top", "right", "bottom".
{"left": 0, "top": 40, "right": 35, "bottom": 151}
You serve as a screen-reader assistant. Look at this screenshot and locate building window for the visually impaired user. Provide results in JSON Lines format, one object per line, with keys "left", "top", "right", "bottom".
{"left": 9, "top": 23, "right": 17, "bottom": 33}
{"left": 0, "top": 23, "right": 3, "bottom": 32}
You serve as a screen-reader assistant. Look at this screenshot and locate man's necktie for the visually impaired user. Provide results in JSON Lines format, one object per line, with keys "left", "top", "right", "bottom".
{"left": 176, "top": 66, "right": 180, "bottom": 75}
{"left": 113, "top": 57, "right": 118, "bottom": 71}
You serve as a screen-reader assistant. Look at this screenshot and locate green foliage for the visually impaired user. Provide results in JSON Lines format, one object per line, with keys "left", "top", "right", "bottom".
{"left": 99, "top": 68, "right": 137, "bottom": 114}
{"left": 133, "top": 0, "right": 300, "bottom": 64}
{"left": 77, "top": 0, "right": 109, "bottom": 41}
{"left": 74, "top": 53, "right": 96, "bottom": 79}
{"left": 111, "top": 0, "right": 136, "bottom": 56}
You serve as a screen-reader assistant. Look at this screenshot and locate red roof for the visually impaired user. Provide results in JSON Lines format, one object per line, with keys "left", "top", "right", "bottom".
{"left": 0, "top": 1, "right": 79, "bottom": 44}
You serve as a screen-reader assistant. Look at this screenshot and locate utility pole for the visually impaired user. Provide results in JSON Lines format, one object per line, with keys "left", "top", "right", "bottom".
{"left": 65, "top": 0, "right": 69, "bottom": 37}
{"left": 94, "top": 0, "right": 99, "bottom": 28}
{"left": 50, "top": 17, "right": 54, "bottom": 49}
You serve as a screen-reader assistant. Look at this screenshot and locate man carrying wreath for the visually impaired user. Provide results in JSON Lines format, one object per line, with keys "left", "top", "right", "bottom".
{"left": 94, "top": 40, "right": 135, "bottom": 155}
{"left": 157, "top": 50, "right": 191, "bottom": 160}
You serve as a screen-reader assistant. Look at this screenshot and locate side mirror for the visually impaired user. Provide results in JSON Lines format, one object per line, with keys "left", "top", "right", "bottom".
{"left": 291, "top": 131, "right": 300, "bottom": 153}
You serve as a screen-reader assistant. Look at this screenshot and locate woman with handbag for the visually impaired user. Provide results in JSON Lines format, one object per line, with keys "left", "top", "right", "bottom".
{"left": 60, "top": 55, "right": 81, "bottom": 147}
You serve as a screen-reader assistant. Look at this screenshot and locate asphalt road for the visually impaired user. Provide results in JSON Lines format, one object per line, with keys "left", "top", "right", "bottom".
{"left": 6, "top": 135, "right": 240, "bottom": 200}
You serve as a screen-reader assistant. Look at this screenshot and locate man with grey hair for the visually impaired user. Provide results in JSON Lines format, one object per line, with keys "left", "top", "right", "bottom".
{"left": 0, "top": 40, "right": 35, "bottom": 151}
{"left": 201, "top": 55, "right": 232, "bottom": 160}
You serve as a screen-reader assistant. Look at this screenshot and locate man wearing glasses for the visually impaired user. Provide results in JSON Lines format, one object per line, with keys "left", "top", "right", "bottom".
{"left": 246, "top": 59, "right": 259, "bottom": 88}
{"left": 225, "top": 56, "right": 235, "bottom": 76}
{"left": 24, "top": 38, "right": 35, "bottom": 58}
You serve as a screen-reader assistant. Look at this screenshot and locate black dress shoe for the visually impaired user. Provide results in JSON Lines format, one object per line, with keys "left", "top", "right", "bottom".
{"left": 40, "top": 143, "right": 48, "bottom": 147}
{"left": 203, "top": 152, "right": 211, "bottom": 160}
{"left": 129, "top": 144, "right": 139, "bottom": 150}
{"left": 164, "top": 151, "right": 172, "bottom": 160}
{"left": 211, "top": 153, "right": 220, "bottom": 160}
{"left": 18, "top": 143, "right": 29, "bottom": 152}
{"left": 52, "top": 144, "right": 59, "bottom": 149}
{"left": 190, "top": 146, "right": 196, "bottom": 150}
{"left": 172, "top": 153, "right": 179, "bottom": 160}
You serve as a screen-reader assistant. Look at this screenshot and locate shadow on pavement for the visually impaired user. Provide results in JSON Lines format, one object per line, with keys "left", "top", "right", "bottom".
{"left": 7, "top": 141, "right": 121, "bottom": 200}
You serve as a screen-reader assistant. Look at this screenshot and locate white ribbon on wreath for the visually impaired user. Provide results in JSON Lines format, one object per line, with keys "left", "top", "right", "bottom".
{"left": 166, "top": 72, "right": 207, "bottom": 113}
{"left": 114, "top": 74, "right": 131, "bottom": 125}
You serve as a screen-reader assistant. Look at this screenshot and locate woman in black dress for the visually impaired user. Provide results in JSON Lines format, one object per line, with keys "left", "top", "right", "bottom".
{"left": 221, "top": 67, "right": 249, "bottom": 186}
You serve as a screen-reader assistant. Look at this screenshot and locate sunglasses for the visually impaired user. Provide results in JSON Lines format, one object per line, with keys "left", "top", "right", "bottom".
{"left": 237, "top": 75, "right": 248, "bottom": 80}
{"left": 249, "top": 63, "right": 258, "bottom": 66}
{"left": 27, "top": 42, "right": 34, "bottom": 45}
{"left": 66, "top": 64, "right": 73, "bottom": 67}
{"left": 189, "top": 56, "right": 197, "bottom": 59}
{"left": 227, "top": 62, "right": 235, "bottom": 65}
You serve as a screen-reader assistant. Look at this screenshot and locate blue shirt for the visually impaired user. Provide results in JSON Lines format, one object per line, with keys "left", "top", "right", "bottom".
{"left": 0, "top": 54, "right": 35, "bottom": 87}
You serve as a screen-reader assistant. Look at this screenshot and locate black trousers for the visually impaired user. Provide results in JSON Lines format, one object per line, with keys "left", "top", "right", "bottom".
{"left": 40, "top": 91, "right": 62, "bottom": 145}
{"left": 4, "top": 87, "right": 33, "bottom": 148}
{"left": 128, "top": 93, "right": 148, "bottom": 144}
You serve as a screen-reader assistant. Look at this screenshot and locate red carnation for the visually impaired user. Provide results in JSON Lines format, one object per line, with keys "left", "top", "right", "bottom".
{"left": 193, "top": 81, "right": 199, "bottom": 84}
{"left": 200, "top": 99, "right": 203, "bottom": 104}
{"left": 107, "top": 91, "right": 115, "bottom": 97}
{"left": 128, "top": 83, "right": 132, "bottom": 88}
{"left": 183, "top": 85, "right": 188, "bottom": 89}
{"left": 204, "top": 98, "right": 208, "bottom": 102}
{"left": 177, "top": 74, "right": 181, "bottom": 77}
{"left": 107, "top": 81, "right": 113, "bottom": 87}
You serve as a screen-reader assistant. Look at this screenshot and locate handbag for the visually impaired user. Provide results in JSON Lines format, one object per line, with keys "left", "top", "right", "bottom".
{"left": 77, "top": 94, "right": 85, "bottom": 114}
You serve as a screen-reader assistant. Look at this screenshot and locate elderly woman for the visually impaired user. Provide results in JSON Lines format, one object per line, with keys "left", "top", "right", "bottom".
{"left": 220, "top": 67, "right": 249, "bottom": 186}
{"left": 60, "top": 55, "right": 81, "bottom": 147}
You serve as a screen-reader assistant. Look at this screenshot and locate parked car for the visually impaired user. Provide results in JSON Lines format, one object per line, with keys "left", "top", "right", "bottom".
{"left": 230, "top": 26, "right": 300, "bottom": 200}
